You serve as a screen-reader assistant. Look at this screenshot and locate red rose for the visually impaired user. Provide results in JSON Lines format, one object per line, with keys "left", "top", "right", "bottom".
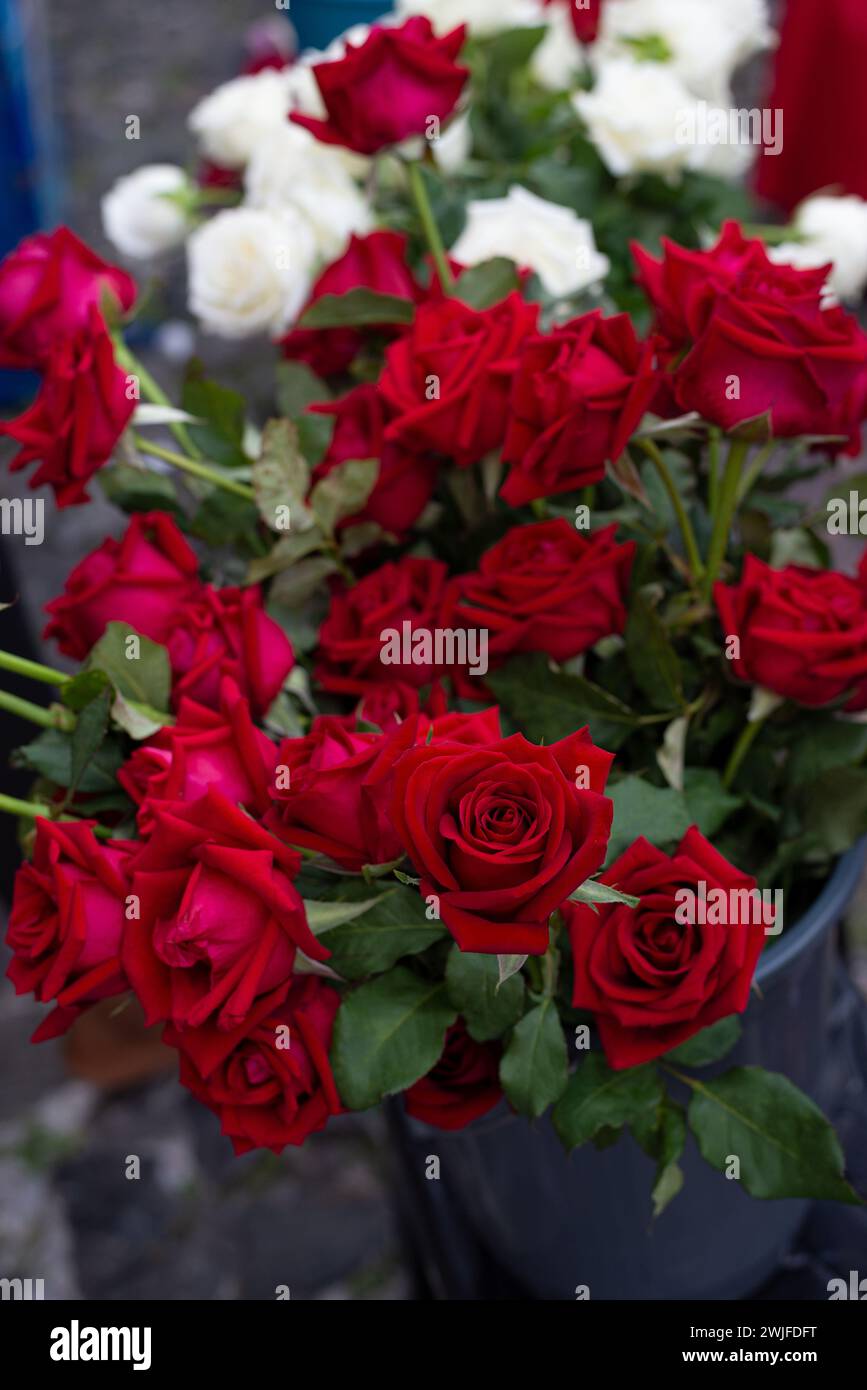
{"left": 264, "top": 714, "right": 416, "bottom": 870}
{"left": 44, "top": 511, "right": 202, "bottom": 660}
{"left": 6, "top": 820, "right": 133, "bottom": 1042}
{"left": 405, "top": 1019, "right": 502, "bottom": 1130}
{"left": 501, "top": 312, "right": 657, "bottom": 507}
{"left": 544, "top": 0, "right": 603, "bottom": 45}
{"left": 446, "top": 520, "right": 635, "bottom": 664}
{"left": 291, "top": 17, "right": 469, "bottom": 156}
{"left": 119, "top": 678, "right": 278, "bottom": 833}
{"left": 566, "top": 830, "right": 766, "bottom": 1069}
{"left": 673, "top": 274, "right": 867, "bottom": 442}
{"left": 279, "top": 231, "right": 421, "bottom": 377}
{"left": 714, "top": 553, "right": 867, "bottom": 710}
{"left": 315, "top": 555, "right": 451, "bottom": 696}
{"left": 379, "top": 293, "right": 539, "bottom": 468}
{"left": 390, "top": 729, "right": 614, "bottom": 955}
{"left": 0, "top": 226, "right": 135, "bottom": 370}
{"left": 632, "top": 221, "right": 786, "bottom": 349}
{"left": 166, "top": 583, "right": 294, "bottom": 716}
{"left": 1, "top": 309, "right": 135, "bottom": 507}
{"left": 357, "top": 682, "right": 424, "bottom": 729}
{"left": 123, "top": 789, "right": 327, "bottom": 1057}
{"left": 168, "top": 978, "right": 342, "bottom": 1155}
{"left": 308, "top": 385, "right": 438, "bottom": 538}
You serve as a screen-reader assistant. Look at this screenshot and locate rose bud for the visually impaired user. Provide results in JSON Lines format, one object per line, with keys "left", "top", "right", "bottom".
{"left": 405, "top": 1019, "right": 502, "bottom": 1130}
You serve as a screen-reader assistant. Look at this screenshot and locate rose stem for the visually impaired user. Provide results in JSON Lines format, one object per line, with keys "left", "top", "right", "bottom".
{"left": 0, "top": 793, "right": 114, "bottom": 838}
{"left": 0, "top": 650, "right": 70, "bottom": 687}
{"left": 721, "top": 714, "right": 768, "bottom": 791}
{"left": 636, "top": 438, "right": 703, "bottom": 583}
{"left": 112, "top": 336, "right": 203, "bottom": 459}
{"left": 0, "top": 688, "right": 74, "bottom": 730}
{"left": 133, "top": 434, "right": 256, "bottom": 502}
{"left": 407, "top": 160, "right": 455, "bottom": 293}
{"left": 702, "top": 437, "right": 750, "bottom": 601}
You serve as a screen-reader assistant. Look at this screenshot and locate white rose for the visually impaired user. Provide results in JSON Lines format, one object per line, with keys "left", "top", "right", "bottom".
{"left": 793, "top": 195, "right": 867, "bottom": 302}
{"left": 574, "top": 58, "right": 702, "bottom": 178}
{"left": 395, "top": 0, "right": 546, "bottom": 38}
{"left": 594, "top": 0, "right": 774, "bottom": 106}
{"left": 531, "top": 2, "right": 585, "bottom": 92}
{"left": 188, "top": 69, "right": 294, "bottom": 169}
{"left": 768, "top": 195, "right": 867, "bottom": 303}
{"left": 431, "top": 111, "right": 472, "bottom": 174}
{"left": 101, "top": 164, "right": 190, "bottom": 260}
{"left": 450, "top": 186, "right": 609, "bottom": 297}
{"left": 187, "top": 207, "right": 316, "bottom": 339}
{"left": 244, "top": 124, "right": 372, "bottom": 262}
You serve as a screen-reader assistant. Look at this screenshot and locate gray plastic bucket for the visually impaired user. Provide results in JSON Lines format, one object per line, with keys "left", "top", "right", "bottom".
{"left": 398, "top": 840, "right": 867, "bottom": 1300}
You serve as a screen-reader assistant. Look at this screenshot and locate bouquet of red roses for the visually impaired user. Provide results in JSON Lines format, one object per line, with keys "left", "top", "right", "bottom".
{"left": 1, "top": 11, "right": 865, "bottom": 1218}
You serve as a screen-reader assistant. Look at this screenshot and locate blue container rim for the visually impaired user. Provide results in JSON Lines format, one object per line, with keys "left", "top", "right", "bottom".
{"left": 755, "top": 836, "right": 867, "bottom": 987}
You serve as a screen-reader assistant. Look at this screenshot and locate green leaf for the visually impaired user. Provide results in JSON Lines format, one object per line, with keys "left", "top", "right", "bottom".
{"left": 85, "top": 623, "right": 170, "bottom": 712}
{"left": 182, "top": 364, "right": 247, "bottom": 467}
{"left": 665, "top": 1016, "right": 742, "bottom": 1068}
{"left": 13, "top": 728, "right": 125, "bottom": 794}
{"left": 488, "top": 653, "right": 641, "bottom": 750}
{"left": 802, "top": 766, "right": 867, "bottom": 855}
{"left": 445, "top": 946, "right": 525, "bottom": 1042}
{"left": 274, "top": 360, "right": 331, "bottom": 418}
{"left": 246, "top": 529, "right": 326, "bottom": 584}
{"left": 309, "top": 457, "right": 379, "bottom": 536}
{"left": 625, "top": 593, "right": 683, "bottom": 712}
{"left": 302, "top": 896, "right": 383, "bottom": 934}
{"left": 650, "top": 1101, "right": 687, "bottom": 1218}
{"left": 331, "top": 967, "right": 456, "bottom": 1110}
{"left": 61, "top": 669, "right": 112, "bottom": 713}
{"left": 252, "top": 418, "right": 314, "bottom": 534}
{"left": 68, "top": 688, "right": 112, "bottom": 798}
{"left": 308, "top": 883, "right": 445, "bottom": 980}
{"left": 269, "top": 554, "right": 339, "bottom": 608}
{"left": 100, "top": 462, "right": 183, "bottom": 517}
{"left": 454, "top": 257, "right": 521, "bottom": 310}
{"left": 683, "top": 768, "right": 742, "bottom": 838}
{"left": 606, "top": 775, "right": 691, "bottom": 864}
{"left": 687, "top": 1066, "right": 862, "bottom": 1202}
{"left": 480, "top": 24, "right": 546, "bottom": 80}
{"left": 570, "top": 879, "right": 640, "bottom": 909}
{"left": 188, "top": 490, "right": 261, "bottom": 550}
{"left": 553, "top": 1052, "right": 663, "bottom": 1152}
{"left": 499, "top": 999, "right": 568, "bottom": 1119}
{"left": 297, "top": 412, "right": 335, "bottom": 469}
{"left": 786, "top": 718, "right": 867, "bottom": 789}
{"left": 299, "top": 288, "right": 415, "bottom": 330}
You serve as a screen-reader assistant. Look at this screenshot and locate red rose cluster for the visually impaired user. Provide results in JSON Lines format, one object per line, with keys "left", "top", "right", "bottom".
{"left": 0, "top": 229, "right": 137, "bottom": 505}
{"left": 635, "top": 221, "right": 867, "bottom": 444}
{"left": 44, "top": 511, "right": 294, "bottom": 717}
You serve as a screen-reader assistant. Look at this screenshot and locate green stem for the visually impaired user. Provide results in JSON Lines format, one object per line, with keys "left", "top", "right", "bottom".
{"left": 703, "top": 438, "right": 750, "bottom": 601}
{"left": 0, "top": 791, "right": 53, "bottom": 820}
{"left": 742, "top": 223, "right": 800, "bottom": 245}
{"left": 708, "top": 427, "right": 721, "bottom": 514}
{"left": 134, "top": 435, "right": 255, "bottom": 502}
{"left": 407, "top": 160, "right": 454, "bottom": 293}
{"left": 113, "top": 336, "right": 203, "bottom": 459}
{"left": 0, "top": 688, "right": 74, "bottom": 730}
{"left": 637, "top": 439, "right": 703, "bottom": 582}
{"left": 737, "top": 442, "right": 776, "bottom": 504}
{"left": 722, "top": 715, "right": 767, "bottom": 791}
{"left": 0, "top": 650, "right": 69, "bottom": 687}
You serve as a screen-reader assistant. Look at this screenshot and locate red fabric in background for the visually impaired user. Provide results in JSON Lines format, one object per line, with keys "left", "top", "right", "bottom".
{"left": 756, "top": 0, "right": 867, "bottom": 212}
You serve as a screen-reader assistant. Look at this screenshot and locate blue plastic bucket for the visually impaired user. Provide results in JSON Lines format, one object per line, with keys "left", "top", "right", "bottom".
{"left": 395, "top": 840, "right": 867, "bottom": 1300}
{"left": 291, "top": 1, "right": 393, "bottom": 53}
